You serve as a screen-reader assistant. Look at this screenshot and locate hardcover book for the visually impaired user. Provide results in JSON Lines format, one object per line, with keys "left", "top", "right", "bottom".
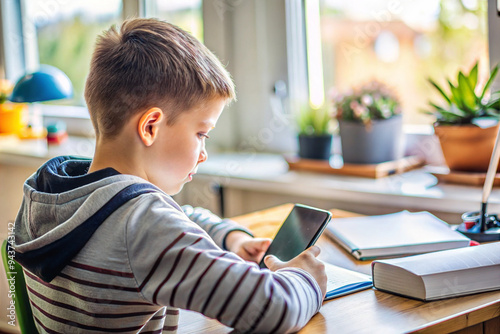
{"left": 371, "top": 242, "right": 500, "bottom": 301}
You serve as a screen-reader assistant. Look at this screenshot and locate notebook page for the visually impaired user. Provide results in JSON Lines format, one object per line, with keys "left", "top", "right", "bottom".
{"left": 323, "top": 262, "right": 372, "bottom": 300}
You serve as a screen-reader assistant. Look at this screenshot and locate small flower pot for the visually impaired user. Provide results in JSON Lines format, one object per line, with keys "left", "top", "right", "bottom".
{"left": 339, "top": 115, "right": 403, "bottom": 164}
{"left": 298, "top": 134, "right": 333, "bottom": 160}
{"left": 434, "top": 124, "right": 500, "bottom": 172}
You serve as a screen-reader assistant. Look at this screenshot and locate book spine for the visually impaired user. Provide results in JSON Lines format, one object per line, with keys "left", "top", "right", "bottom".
{"left": 352, "top": 249, "right": 362, "bottom": 260}
{"left": 326, "top": 226, "right": 360, "bottom": 257}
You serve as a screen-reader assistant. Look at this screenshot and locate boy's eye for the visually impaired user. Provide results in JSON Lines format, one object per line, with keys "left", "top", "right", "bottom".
{"left": 198, "top": 133, "right": 210, "bottom": 139}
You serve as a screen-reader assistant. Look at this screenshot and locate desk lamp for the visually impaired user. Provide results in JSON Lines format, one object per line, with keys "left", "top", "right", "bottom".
{"left": 10, "top": 65, "right": 73, "bottom": 102}
{"left": 458, "top": 124, "right": 500, "bottom": 242}
{"left": 9, "top": 65, "right": 73, "bottom": 138}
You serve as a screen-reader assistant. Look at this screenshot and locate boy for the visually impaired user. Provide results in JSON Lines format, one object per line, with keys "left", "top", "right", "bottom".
{"left": 12, "top": 18, "right": 326, "bottom": 333}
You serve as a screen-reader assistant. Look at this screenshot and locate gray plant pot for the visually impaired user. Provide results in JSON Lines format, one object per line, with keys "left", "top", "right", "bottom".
{"left": 339, "top": 115, "right": 403, "bottom": 164}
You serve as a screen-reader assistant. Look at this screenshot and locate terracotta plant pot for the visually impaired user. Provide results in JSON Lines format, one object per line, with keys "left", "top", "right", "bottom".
{"left": 434, "top": 124, "right": 500, "bottom": 172}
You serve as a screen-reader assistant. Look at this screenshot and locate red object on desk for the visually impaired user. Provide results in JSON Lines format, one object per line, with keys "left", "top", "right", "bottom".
{"left": 464, "top": 221, "right": 476, "bottom": 230}
{"left": 46, "top": 122, "right": 67, "bottom": 145}
{"left": 47, "top": 131, "right": 67, "bottom": 144}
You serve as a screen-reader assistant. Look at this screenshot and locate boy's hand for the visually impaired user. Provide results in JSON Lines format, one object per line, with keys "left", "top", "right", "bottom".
{"left": 225, "top": 231, "right": 271, "bottom": 263}
{"left": 264, "top": 246, "right": 327, "bottom": 299}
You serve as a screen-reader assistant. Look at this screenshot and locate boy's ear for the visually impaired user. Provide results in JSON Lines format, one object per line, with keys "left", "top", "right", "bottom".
{"left": 138, "top": 107, "right": 164, "bottom": 146}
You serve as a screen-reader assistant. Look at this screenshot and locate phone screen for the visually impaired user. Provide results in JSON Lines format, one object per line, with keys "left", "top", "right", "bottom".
{"left": 259, "top": 204, "right": 332, "bottom": 268}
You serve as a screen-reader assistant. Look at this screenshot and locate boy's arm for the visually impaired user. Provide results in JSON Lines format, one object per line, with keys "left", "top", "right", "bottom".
{"left": 182, "top": 205, "right": 271, "bottom": 262}
{"left": 181, "top": 205, "right": 253, "bottom": 250}
{"left": 128, "top": 196, "right": 322, "bottom": 333}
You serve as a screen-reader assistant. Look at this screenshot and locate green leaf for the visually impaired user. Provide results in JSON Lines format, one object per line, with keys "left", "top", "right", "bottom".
{"left": 312, "top": 108, "right": 329, "bottom": 134}
{"left": 448, "top": 79, "right": 463, "bottom": 109}
{"left": 486, "top": 97, "right": 500, "bottom": 110}
{"left": 467, "top": 61, "right": 479, "bottom": 91}
{"left": 428, "top": 101, "right": 450, "bottom": 113}
{"left": 485, "top": 109, "right": 500, "bottom": 117}
{"left": 438, "top": 107, "right": 467, "bottom": 118}
{"left": 458, "top": 71, "right": 477, "bottom": 111}
{"left": 297, "top": 106, "right": 331, "bottom": 135}
{"left": 491, "top": 91, "right": 500, "bottom": 100}
{"left": 480, "top": 65, "right": 499, "bottom": 100}
{"left": 420, "top": 110, "right": 435, "bottom": 116}
{"left": 428, "top": 78, "right": 451, "bottom": 105}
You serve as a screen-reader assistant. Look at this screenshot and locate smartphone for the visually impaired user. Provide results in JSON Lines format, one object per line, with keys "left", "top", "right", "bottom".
{"left": 259, "top": 204, "right": 332, "bottom": 268}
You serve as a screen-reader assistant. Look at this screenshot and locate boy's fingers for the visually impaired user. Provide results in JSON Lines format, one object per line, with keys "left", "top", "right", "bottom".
{"left": 263, "top": 255, "right": 282, "bottom": 270}
{"left": 307, "top": 245, "right": 321, "bottom": 257}
{"left": 256, "top": 238, "right": 271, "bottom": 251}
{"left": 244, "top": 238, "right": 270, "bottom": 254}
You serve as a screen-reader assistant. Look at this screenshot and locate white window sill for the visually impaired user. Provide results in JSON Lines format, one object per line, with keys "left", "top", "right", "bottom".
{"left": 193, "top": 152, "right": 495, "bottom": 223}
{"left": 40, "top": 104, "right": 94, "bottom": 137}
{"left": 0, "top": 135, "right": 95, "bottom": 167}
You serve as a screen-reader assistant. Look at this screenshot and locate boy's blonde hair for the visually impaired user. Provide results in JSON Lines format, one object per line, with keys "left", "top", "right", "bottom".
{"left": 85, "top": 18, "right": 235, "bottom": 138}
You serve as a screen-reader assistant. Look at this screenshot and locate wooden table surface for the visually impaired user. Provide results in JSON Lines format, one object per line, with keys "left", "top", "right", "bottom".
{"left": 178, "top": 204, "right": 500, "bottom": 334}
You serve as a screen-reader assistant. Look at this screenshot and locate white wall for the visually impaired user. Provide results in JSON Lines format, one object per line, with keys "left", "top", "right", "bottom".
{"left": 204, "top": 0, "right": 298, "bottom": 154}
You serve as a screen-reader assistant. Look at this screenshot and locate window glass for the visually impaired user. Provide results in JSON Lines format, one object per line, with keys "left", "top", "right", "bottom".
{"left": 25, "top": 0, "right": 122, "bottom": 106}
{"left": 319, "top": 0, "right": 488, "bottom": 124}
{"left": 145, "top": 0, "right": 203, "bottom": 42}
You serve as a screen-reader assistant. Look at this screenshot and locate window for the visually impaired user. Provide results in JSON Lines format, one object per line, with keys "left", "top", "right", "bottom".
{"left": 24, "top": 0, "right": 123, "bottom": 106}
{"left": 144, "top": 0, "right": 203, "bottom": 42}
{"left": 317, "top": 0, "right": 489, "bottom": 124}
{"left": 20, "top": 0, "right": 202, "bottom": 107}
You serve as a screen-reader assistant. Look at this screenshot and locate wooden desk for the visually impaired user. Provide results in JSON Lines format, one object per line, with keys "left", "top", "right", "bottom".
{"left": 178, "top": 204, "right": 500, "bottom": 334}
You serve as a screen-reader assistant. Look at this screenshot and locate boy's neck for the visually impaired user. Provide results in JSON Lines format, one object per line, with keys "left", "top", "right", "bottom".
{"left": 88, "top": 134, "right": 146, "bottom": 179}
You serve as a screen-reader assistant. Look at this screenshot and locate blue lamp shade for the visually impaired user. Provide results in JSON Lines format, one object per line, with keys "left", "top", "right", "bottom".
{"left": 10, "top": 65, "right": 73, "bottom": 103}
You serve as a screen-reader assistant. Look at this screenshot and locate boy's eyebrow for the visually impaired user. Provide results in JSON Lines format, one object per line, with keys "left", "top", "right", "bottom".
{"left": 199, "top": 121, "right": 215, "bottom": 128}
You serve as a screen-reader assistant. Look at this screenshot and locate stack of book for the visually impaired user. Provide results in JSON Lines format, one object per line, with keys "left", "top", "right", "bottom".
{"left": 324, "top": 211, "right": 500, "bottom": 300}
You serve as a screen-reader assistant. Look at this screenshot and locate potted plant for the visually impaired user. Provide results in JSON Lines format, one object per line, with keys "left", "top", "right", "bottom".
{"left": 332, "top": 81, "right": 403, "bottom": 164}
{"left": 425, "top": 61, "right": 500, "bottom": 172}
{"left": 296, "top": 105, "right": 333, "bottom": 160}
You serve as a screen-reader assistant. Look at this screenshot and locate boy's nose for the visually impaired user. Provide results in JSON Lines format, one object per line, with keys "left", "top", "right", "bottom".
{"left": 198, "top": 148, "right": 208, "bottom": 163}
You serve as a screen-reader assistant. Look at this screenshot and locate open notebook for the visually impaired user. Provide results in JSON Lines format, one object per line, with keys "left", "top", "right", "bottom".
{"left": 323, "top": 261, "right": 372, "bottom": 300}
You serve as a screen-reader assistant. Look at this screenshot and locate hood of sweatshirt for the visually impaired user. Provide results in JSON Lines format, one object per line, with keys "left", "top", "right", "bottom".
{"left": 12, "top": 156, "right": 159, "bottom": 282}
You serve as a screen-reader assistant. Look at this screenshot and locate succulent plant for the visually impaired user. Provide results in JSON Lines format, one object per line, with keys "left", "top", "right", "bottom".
{"left": 425, "top": 61, "right": 500, "bottom": 126}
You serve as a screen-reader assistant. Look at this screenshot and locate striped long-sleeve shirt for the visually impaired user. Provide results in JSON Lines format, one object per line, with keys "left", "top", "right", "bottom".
{"left": 12, "top": 156, "right": 322, "bottom": 333}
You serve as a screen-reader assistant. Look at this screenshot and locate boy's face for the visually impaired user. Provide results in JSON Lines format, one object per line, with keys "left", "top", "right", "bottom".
{"left": 150, "top": 98, "right": 225, "bottom": 195}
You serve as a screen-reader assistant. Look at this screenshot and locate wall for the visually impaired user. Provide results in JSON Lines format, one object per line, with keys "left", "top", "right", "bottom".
{"left": 203, "top": 0, "right": 297, "bottom": 153}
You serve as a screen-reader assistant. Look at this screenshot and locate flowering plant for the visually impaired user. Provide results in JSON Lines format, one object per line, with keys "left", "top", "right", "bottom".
{"left": 0, "top": 79, "right": 13, "bottom": 104}
{"left": 332, "top": 81, "right": 402, "bottom": 126}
